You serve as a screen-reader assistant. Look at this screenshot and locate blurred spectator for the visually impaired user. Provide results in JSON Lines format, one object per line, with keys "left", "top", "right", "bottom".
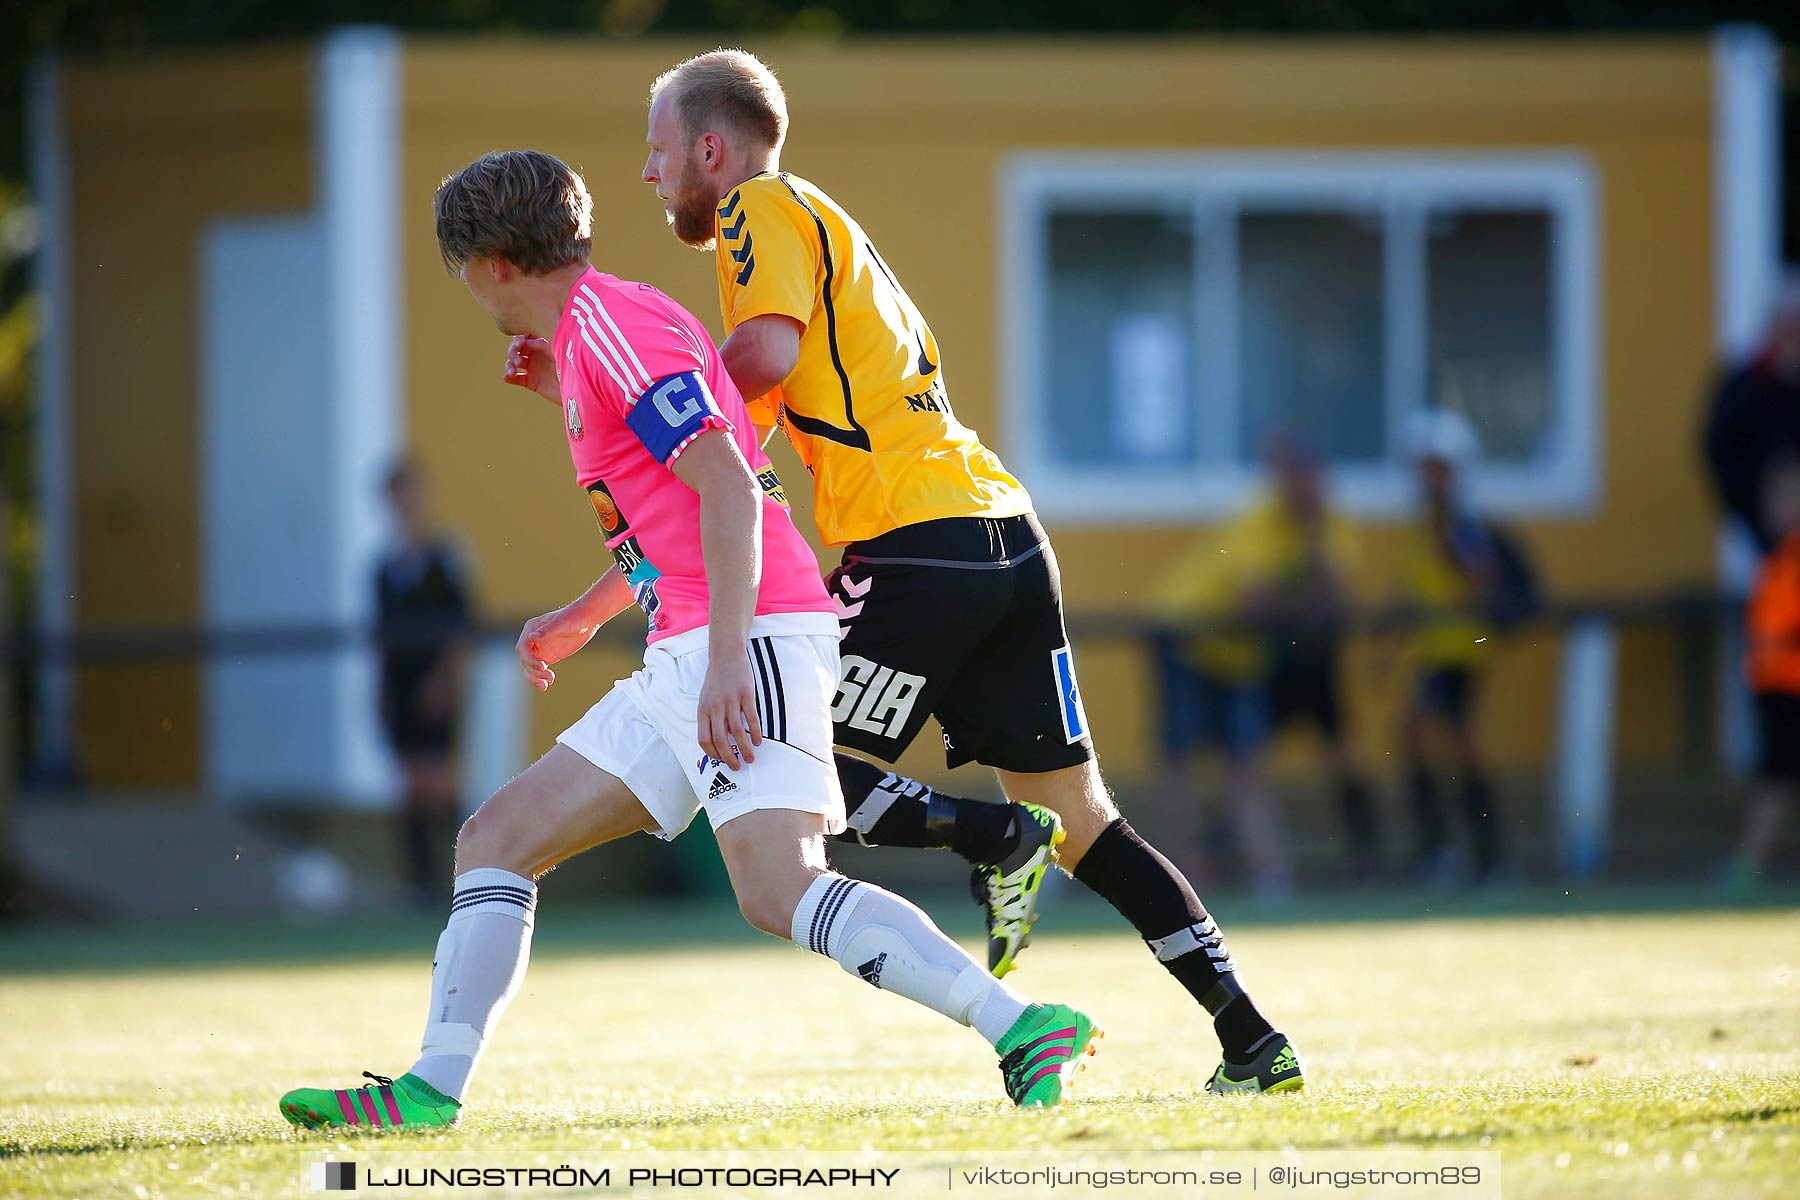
{"left": 1727, "top": 458, "right": 1800, "bottom": 894}
{"left": 1396, "top": 411, "right": 1536, "bottom": 887}
{"left": 1151, "top": 438, "right": 1376, "bottom": 897}
{"left": 1704, "top": 275, "right": 1800, "bottom": 553}
{"left": 375, "top": 459, "right": 472, "bottom": 906}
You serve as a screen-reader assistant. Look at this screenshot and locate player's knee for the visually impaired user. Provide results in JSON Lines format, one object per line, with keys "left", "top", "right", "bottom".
{"left": 731, "top": 867, "right": 816, "bottom": 940}
{"left": 452, "top": 796, "right": 534, "bottom": 876}
{"left": 735, "top": 886, "right": 796, "bottom": 939}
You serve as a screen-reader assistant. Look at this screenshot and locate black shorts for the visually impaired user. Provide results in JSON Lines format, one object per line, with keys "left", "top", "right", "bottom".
{"left": 1756, "top": 692, "right": 1800, "bottom": 782}
{"left": 825, "top": 513, "right": 1095, "bottom": 773}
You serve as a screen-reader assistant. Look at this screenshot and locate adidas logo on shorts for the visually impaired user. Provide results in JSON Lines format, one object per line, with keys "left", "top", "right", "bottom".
{"left": 708, "top": 771, "right": 738, "bottom": 799}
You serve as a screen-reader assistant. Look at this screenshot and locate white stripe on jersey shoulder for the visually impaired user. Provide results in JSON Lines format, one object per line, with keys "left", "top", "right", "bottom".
{"left": 579, "top": 283, "right": 653, "bottom": 392}
{"left": 570, "top": 308, "right": 634, "bottom": 397}
{"left": 568, "top": 294, "right": 640, "bottom": 397}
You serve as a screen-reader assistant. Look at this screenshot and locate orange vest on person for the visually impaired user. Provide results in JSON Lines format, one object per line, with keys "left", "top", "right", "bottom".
{"left": 1747, "top": 530, "right": 1800, "bottom": 695}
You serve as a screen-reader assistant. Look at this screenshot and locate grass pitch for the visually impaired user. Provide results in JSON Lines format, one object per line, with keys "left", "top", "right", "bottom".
{"left": 2, "top": 889, "right": 1796, "bottom": 1199}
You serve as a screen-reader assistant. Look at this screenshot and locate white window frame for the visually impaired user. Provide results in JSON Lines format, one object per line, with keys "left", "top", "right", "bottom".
{"left": 998, "top": 151, "right": 1601, "bottom": 522}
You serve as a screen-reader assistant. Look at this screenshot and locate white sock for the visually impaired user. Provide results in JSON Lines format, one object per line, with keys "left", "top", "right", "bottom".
{"left": 790, "top": 874, "right": 1030, "bottom": 1047}
{"left": 407, "top": 867, "right": 537, "bottom": 1101}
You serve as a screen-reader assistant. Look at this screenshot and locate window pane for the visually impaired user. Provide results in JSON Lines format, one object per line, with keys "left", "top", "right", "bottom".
{"left": 1426, "top": 209, "right": 1552, "bottom": 463}
{"left": 1045, "top": 210, "right": 1195, "bottom": 467}
{"left": 1237, "top": 211, "right": 1385, "bottom": 464}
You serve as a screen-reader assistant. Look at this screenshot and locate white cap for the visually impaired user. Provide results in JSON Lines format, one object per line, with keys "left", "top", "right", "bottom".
{"left": 1407, "top": 408, "right": 1481, "bottom": 467}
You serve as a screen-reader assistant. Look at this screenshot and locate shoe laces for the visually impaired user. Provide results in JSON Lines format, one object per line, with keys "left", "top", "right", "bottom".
{"left": 997, "top": 1043, "right": 1033, "bottom": 1101}
{"left": 362, "top": 1071, "right": 395, "bottom": 1088}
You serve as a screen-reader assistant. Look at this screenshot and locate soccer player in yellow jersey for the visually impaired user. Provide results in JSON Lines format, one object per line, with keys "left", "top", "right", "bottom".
{"left": 635, "top": 49, "right": 1301, "bottom": 1093}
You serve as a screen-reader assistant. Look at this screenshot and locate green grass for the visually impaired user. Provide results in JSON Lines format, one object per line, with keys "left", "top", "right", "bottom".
{"left": 2, "top": 892, "right": 1797, "bottom": 1199}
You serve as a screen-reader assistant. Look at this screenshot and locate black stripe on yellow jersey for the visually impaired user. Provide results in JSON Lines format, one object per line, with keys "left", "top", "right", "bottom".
{"left": 713, "top": 171, "right": 1031, "bottom": 547}
{"left": 774, "top": 175, "right": 870, "bottom": 452}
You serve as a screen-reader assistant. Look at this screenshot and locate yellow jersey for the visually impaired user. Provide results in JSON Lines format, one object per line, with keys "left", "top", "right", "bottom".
{"left": 1398, "top": 520, "right": 1495, "bottom": 669}
{"left": 1151, "top": 493, "right": 1360, "bottom": 682}
{"left": 713, "top": 172, "right": 1031, "bottom": 547}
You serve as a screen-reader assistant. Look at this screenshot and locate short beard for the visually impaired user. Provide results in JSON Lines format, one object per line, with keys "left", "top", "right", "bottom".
{"left": 668, "top": 173, "right": 718, "bottom": 250}
{"left": 669, "top": 197, "right": 716, "bottom": 248}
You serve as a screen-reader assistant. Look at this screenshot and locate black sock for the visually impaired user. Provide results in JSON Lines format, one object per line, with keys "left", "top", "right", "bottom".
{"left": 1072, "top": 817, "right": 1275, "bottom": 1061}
{"left": 833, "top": 753, "right": 936, "bottom": 847}
{"left": 950, "top": 800, "right": 1019, "bottom": 866}
{"left": 824, "top": 752, "right": 1015, "bottom": 863}
{"left": 831, "top": 753, "right": 1019, "bottom": 864}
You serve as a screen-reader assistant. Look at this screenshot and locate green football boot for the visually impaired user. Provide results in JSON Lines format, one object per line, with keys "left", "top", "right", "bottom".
{"left": 280, "top": 1071, "right": 461, "bottom": 1131}
{"left": 995, "top": 1002, "right": 1102, "bottom": 1108}
{"left": 1206, "top": 1032, "right": 1305, "bottom": 1095}
{"left": 974, "top": 803, "right": 1064, "bottom": 977}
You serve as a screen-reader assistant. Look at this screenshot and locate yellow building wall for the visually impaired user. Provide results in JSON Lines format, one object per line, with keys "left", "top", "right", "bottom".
{"left": 61, "top": 48, "right": 315, "bottom": 787}
{"left": 399, "top": 36, "right": 1722, "bottom": 787}
{"left": 58, "top": 36, "right": 1725, "bottom": 791}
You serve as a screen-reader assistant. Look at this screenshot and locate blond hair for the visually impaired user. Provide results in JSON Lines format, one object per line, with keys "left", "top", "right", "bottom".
{"left": 434, "top": 150, "right": 592, "bottom": 276}
{"left": 650, "top": 49, "right": 788, "bottom": 154}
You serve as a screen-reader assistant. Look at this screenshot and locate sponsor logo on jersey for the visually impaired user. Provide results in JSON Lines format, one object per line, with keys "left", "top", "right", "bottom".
{"left": 903, "top": 391, "right": 942, "bottom": 413}
{"left": 587, "top": 479, "right": 663, "bottom": 628}
{"left": 565, "top": 395, "right": 584, "bottom": 441}
{"left": 755, "top": 465, "right": 789, "bottom": 507}
{"left": 587, "top": 480, "right": 627, "bottom": 538}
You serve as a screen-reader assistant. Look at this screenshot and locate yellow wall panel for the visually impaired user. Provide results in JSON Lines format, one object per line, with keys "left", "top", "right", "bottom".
{"left": 62, "top": 48, "right": 313, "bottom": 787}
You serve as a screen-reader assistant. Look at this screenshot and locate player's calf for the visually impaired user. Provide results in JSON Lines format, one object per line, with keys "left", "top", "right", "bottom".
{"left": 785, "top": 868, "right": 1103, "bottom": 1108}
{"left": 994, "top": 759, "right": 1119, "bottom": 871}
{"left": 279, "top": 748, "right": 659, "bottom": 1130}
{"left": 717, "top": 810, "right": 1102, "bottom": 1107}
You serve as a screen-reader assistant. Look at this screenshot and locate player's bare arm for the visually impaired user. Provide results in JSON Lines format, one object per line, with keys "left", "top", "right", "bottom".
{"left": 719, "top": 314, "right": 802, "bottom": 403}
{"left": 515, "top": 568, "right": 636, "bottom": 691}
{"left": 669, "top": 426, "right": 765, "bottom": 770}
{"left": 502, "top": 333, "right": 561, "bottom": 404}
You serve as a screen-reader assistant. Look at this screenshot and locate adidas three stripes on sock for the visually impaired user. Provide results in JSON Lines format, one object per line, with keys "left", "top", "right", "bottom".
{"left": 790, "top": 873, "right": 1028, "bottom": 1046}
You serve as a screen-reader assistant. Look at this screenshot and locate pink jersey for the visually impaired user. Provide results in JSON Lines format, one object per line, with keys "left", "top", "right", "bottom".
{"left": 552, "top": 268, "right": 832, "bottom": 646}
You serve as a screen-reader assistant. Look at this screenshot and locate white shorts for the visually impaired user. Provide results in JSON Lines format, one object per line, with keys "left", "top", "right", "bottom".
{"left": 557, "top": 620, "right": 845, "bottom": 841}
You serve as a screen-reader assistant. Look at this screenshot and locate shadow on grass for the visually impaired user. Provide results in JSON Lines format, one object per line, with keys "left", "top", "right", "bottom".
{"left": 1, "top": 882, "right": 1795, "bottom": 977}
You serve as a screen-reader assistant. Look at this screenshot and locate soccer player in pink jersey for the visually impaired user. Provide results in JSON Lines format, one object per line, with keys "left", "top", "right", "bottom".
{"left": 277, "top": 150, "right": 1100, "bottom": 1131}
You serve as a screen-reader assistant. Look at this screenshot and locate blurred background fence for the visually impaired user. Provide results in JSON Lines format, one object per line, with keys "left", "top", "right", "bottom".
{"left": 0, "top": 590, "right": 1775, "bottom": 917}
